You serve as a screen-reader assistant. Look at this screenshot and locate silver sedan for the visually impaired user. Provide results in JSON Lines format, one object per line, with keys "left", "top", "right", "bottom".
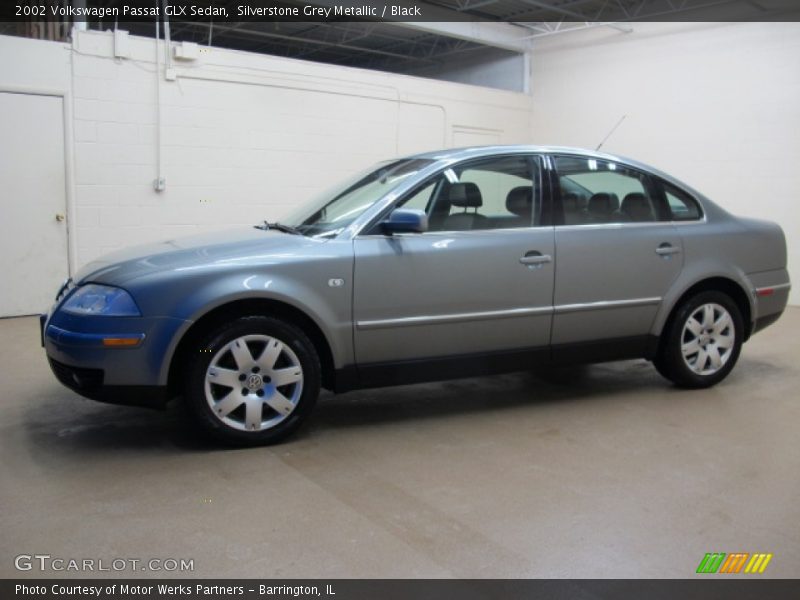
{"left": 42, "top": 146, "right": 790, "bottom": 445}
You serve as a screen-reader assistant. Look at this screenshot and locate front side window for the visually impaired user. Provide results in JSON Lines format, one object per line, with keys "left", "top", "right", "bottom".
{"left": 401, "top": 181, "right": 437, "bottom": 212}
{"left": 282, "top": 158, "right": 434, "bottom": 237}
{"left": 392, "top": 155, "right": 541, "bottom": 232}
{"left": 553, "top": 156, "right": 659, "bottom": 225}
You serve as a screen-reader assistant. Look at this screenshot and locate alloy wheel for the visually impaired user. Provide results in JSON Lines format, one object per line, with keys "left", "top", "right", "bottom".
{"left": 204, "top": 334, "right": 304, "bottom": 432}
{"left": 680, "top": 303, "right": 736, "bottom": 376}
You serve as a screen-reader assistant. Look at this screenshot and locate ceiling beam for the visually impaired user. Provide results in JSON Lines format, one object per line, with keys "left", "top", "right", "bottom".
{"left": 305, "top": 0, "right": 532, "bottom": 53}
{"left": 203, "top": 23, "right": 440, "bottom": 64}
{"left": 517, "top": 0, "right": 591, "bottom": 19}
{"left": 396, "top": 21, "right": 531, "bottom": 53}
{"left": 456, "top": 0, "right": 501, "bottom": 10}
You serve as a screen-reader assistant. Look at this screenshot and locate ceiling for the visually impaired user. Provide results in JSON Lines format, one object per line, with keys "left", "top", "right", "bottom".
{"left": 123, "top": 0, "right": 800, "bottom": 73}
{"left": 148, "top": 20, "right": 499, "bottom": 73}
{"left": 2, "top": 0, "right": 797, "bottom": 75}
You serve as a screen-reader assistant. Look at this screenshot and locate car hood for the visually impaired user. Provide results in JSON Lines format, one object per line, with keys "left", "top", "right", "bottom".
{"left": 74, "top": 228, "right": 325, "bottom": 287}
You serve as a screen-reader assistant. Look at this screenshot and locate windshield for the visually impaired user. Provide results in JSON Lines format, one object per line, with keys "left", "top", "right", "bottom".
{"left": 280, "top": 158, "right": 434, "bottom": 238}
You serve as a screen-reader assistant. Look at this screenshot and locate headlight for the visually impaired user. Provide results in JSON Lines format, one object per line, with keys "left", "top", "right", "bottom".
{"left": 55, "top": 278, "right": 74, "bottom": 302}
{"left": 60, "top": 284, "right": 141, "bottom": 316}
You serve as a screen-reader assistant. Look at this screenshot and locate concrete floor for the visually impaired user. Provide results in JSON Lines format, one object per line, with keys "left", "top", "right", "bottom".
{"left": 1, "top": 310, "right": 798, "bottom": 579}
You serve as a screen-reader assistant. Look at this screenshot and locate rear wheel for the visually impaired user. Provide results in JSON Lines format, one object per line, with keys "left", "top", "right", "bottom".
{"left": 184, "top": 316, "right": 320, "bottom": 445}
{"left": 654, "top": 291, "right": 743, "bottom": 388}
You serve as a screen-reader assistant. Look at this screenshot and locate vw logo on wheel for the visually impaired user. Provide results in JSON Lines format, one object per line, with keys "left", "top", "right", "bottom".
{"left": 246, "top": 374, "right": 263, "bottom": 391}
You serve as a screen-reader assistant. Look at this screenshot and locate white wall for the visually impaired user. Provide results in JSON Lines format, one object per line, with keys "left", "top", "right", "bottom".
{"left": 0, "top": 30, "right": 534, "bottom": 272}
{"left": 531, "top": 22, "right": 800, "bottom": 304}
{"left": 8, "top": 24, "right": 794, "bottom": 305}
{"left": 0, "top": 35, "right": 70, "bottom": 90}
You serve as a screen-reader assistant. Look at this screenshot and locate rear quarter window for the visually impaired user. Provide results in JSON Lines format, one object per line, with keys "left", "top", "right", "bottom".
{"left": 663, "top": 183, "right": 703, "bottom": 221}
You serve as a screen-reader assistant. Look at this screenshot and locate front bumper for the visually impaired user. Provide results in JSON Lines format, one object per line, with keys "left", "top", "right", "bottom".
{"left": 43, "top": 323, "right": 145, "bottom": 348}
{"left": 41, "top": 311, "right": 190, "bottom": 408}
{"left": 47, "top": 356, "right": 170, "bottom": 409}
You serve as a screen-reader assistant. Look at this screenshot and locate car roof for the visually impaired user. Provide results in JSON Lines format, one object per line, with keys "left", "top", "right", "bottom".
{"left": 406, "top": 145, "right": 705, "bottom": 200}
{"left": 408, "top": 145, "right": 624, "bottom": 162}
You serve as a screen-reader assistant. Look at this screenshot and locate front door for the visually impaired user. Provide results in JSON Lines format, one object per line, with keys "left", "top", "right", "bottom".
{"left": 352, "top": 154, "right": 555, "bottom": 371}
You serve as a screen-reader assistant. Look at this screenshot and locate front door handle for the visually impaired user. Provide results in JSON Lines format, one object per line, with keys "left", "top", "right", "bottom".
{"left": 655, "top": 243, "right": 681, "bottom": 256}
{"left": 520, "top": 251, "right": 552, "bottom": 267}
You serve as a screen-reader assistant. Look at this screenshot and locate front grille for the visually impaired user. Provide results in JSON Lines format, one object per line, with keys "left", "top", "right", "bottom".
{"left": 48, "top": 358, "right": 104, "bottom": 391}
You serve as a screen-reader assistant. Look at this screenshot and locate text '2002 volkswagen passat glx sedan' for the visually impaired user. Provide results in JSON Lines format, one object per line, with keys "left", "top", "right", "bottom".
{"left": 42, "top": 146, "right": 790, "bottom": 445}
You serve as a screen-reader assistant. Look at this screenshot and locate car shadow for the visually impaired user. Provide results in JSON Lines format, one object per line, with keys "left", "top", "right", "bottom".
{"left": 308, "top": 361, "right": 664, "bottom": 433}
{"left": 21, "top": 395, "right": 211, "bottom": 454}
{"left": 20, "top": 359, "right": 688, "bottom": 456}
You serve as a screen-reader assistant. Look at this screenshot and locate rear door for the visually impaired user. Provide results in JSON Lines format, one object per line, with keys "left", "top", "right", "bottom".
{"left": 352, "top": 154, "right": 555, "bottom": 367}
{"left": 548, "top": 155, "right": 683, "bottom": 352}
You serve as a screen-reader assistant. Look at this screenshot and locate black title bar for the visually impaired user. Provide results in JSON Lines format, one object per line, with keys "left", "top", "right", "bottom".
{"left": 2, "top": 0, "right": 800, "bottom": 24}
{"left": 5, "top": 579, "right": 800, "bottom": 600}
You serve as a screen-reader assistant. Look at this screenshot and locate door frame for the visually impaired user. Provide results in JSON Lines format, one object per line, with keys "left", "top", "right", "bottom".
{"left": 0, "top": 85, "right": 76, "bottom": 277}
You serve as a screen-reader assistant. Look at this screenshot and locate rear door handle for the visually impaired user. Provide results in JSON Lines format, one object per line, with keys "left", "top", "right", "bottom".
{"left": 655, "top": 243, "right": 681, "bottom": 256}
{"left": 520, "top": 251, "right": 552, "bottom": 266}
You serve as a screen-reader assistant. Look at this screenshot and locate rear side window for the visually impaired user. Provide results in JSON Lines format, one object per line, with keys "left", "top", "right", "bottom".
{"left": 664, "top": 184, "right": 703, "bottom": 221}
{"left": 553, "top": 156, "right": 659, "bottom": 225}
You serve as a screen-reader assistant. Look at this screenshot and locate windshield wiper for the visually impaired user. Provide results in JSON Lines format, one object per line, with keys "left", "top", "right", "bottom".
{"left": 254, "top": 221, "right": 303, "bottom": 235}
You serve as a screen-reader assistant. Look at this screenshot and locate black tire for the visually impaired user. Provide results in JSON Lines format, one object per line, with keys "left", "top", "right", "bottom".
{"left": 654, "top": 291, "right": 744, "bottom": 388}
{"left": 184, "top": 316, "right": 320, "bottom": 446}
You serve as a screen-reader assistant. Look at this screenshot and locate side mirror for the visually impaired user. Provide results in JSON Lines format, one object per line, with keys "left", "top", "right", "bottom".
{"left": 381, "top": 208, "right": 428, "bottom": 234}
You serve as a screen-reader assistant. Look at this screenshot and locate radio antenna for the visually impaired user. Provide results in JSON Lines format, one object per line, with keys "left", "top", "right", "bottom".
{"left": 596, "top": 115, "right": 627, "bottom": 151}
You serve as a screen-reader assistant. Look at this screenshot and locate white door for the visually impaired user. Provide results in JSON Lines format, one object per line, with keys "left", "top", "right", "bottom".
{"left": 0, "top": 92, "right": 69, "bottom": 316}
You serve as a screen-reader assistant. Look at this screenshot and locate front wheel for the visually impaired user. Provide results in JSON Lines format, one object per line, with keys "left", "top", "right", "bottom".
{"left": 184, "top": 316, "right": 321, "bottom": 445}
{"left": 654, "top": 291, "right": 744, "bottom": 388}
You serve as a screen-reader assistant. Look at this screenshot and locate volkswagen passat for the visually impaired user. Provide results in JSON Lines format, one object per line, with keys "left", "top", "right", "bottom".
{"left": 42, "top": 146, "right": 790, "bottom": 444}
